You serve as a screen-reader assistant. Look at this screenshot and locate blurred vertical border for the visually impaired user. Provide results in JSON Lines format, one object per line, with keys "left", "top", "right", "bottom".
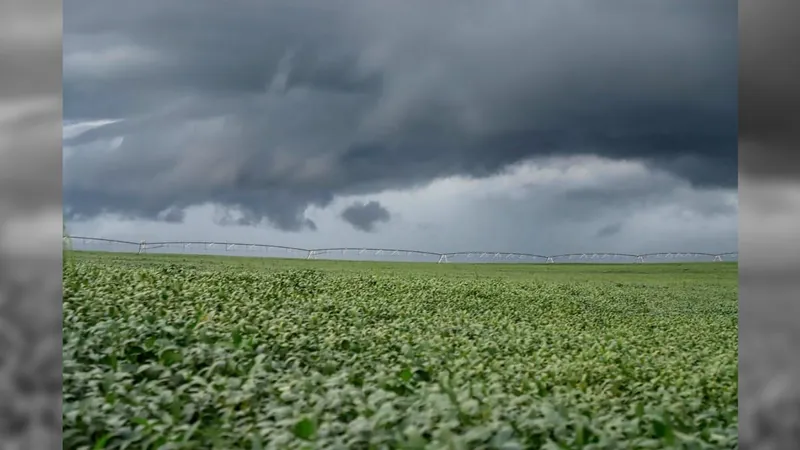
{"left": 739, "top": 0, "right": 800, "bottom": 448}
{"left": 0, "top": 0, "right": 63, "bottom": 448}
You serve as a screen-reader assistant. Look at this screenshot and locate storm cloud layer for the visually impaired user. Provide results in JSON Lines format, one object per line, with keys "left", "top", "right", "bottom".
{"left": 740, "top": 0, "right": 800, "bottom": 181}
{"left": 340, "top": 201, "right": 391, "bottom": 232}
{"left": 64, "top": 0, "right": 737, "bottom": 231}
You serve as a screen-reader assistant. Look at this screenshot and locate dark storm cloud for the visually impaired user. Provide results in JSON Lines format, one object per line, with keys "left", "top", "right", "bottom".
{"left": 340, "top": 201, "right": 391, "bottom": 232}
{"left": 63, "top": 0, "right": 737, "bottom": 230}
{"left": 739, "top": 0, "right": 800, "bottom": 180}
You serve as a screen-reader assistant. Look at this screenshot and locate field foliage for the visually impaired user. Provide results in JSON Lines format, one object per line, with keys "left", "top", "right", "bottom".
{"left": 63, "top": 252, "right": 738, "bottom": 449}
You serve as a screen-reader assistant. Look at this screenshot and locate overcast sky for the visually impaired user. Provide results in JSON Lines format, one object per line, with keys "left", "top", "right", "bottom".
{"left": 739, "top": 0, "right": 800, "bottom": 274}
{"left": 63, "top": 0, "right": 739, "bottom": 256}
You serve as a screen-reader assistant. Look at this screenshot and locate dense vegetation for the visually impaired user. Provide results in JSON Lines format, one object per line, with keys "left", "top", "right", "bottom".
{"left": 63, "top": 252, "right": 738, "bottom": 449}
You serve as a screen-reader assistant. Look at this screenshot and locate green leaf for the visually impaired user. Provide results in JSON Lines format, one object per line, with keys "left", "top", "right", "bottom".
{"left": 159, "top": 348, "right": 182, "bottom": 366}
{"left": 91, "top": 433, "right": 112, "bottom": 450}
{"left": 292, "top": 417, "right": 317, "bottom": 441}
{"left": 399, "top": 368, "right": 413, "bottom": 382}
{"left": 635, "top": 402, "right": 645, "bottom": 417}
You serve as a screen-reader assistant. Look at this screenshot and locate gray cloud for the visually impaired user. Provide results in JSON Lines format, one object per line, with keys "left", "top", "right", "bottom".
{"left": 595, "top": 222, "right": 623, "bottom": 239}
{"left": 156, "top": 206, "right": 185, "bottom": 224}
{"left": 739, "top": 0, "right": 800, "bottom": 181}
{"left": 63, "top": 0, "right": 737, "bottom": 231}
{"left": 340, "top": 201, "right": 391, "bottom": 232}
{"left": 1, "top": 0, "right": 62, "bottom": 218}
{"left": 66, "top": 159, "right": 738, "bottom": 257}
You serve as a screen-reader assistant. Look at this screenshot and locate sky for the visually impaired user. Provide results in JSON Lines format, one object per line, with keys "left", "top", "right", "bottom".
{"left": 739, "top": 0, "right": 800, "bottom": 275}
{"left": 1, "top": 0, "right": 62, "bottom": 259}
{"left": 63, "top": 0, "right": 740, "bottom": 257}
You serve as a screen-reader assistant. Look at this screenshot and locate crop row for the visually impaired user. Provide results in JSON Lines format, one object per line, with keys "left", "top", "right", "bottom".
{"left": 63, "top": 261, "right": 738, "bottom": 449}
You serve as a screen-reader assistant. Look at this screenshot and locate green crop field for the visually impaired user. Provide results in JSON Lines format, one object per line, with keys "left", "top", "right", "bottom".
{"left": 63, "top": 251, "right": 738, "bottom": 449}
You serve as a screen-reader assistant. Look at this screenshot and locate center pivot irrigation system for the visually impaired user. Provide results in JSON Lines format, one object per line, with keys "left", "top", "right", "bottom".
{"left": 65, "top": 236, "right": 738, "bottom": 264}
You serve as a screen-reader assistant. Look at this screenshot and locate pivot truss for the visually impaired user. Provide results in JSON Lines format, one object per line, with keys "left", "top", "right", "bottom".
{"left": 66, "top": 236, "right": 738, "bottom": 264}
